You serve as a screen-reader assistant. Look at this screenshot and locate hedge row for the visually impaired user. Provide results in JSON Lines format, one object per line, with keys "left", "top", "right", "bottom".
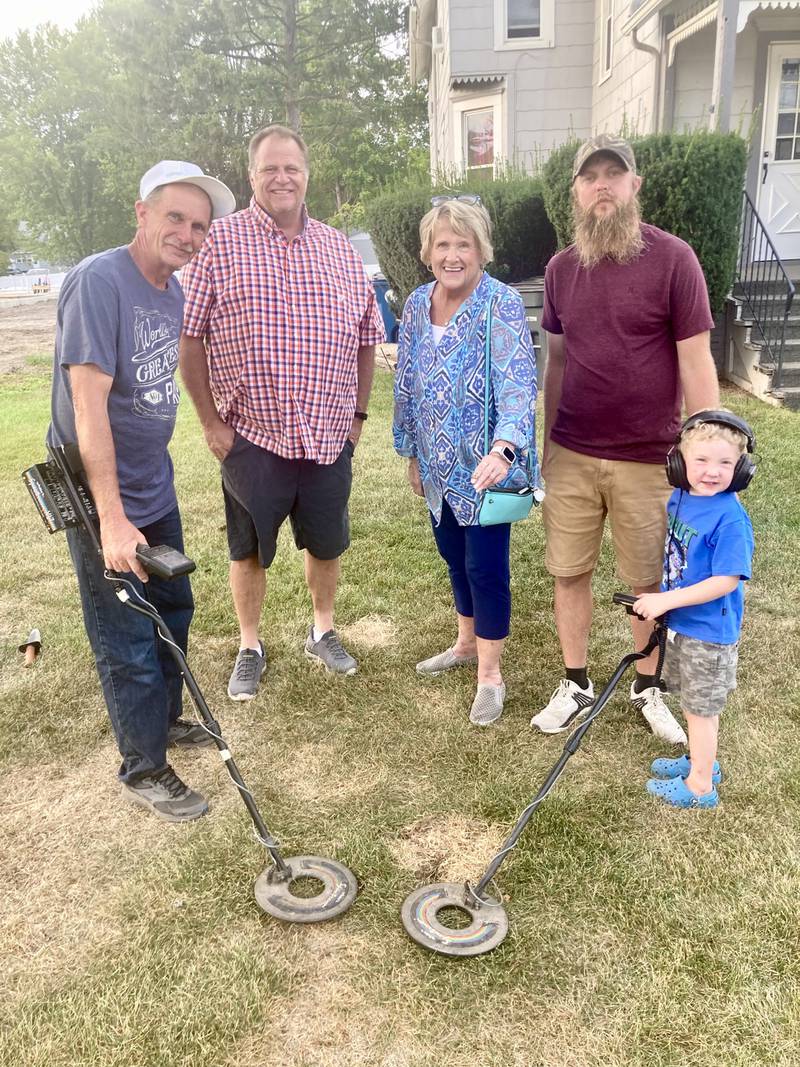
{"left": 364, "top": 175, "right": 556, "bottom": 312}
{"left": 541, "top": 130, "right": 748, "bottom": 312}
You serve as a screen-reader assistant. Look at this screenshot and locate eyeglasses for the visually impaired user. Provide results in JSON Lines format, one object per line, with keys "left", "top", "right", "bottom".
{"left": 430, "top": 194, "right": 482, "bottom": 207}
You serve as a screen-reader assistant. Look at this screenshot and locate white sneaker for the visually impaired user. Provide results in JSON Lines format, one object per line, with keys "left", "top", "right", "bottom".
{"left": 531, "top": 678, "right": 595, "bottom": 733}
{"left": 630, "top": 683, "right": 687, "bottom": 745}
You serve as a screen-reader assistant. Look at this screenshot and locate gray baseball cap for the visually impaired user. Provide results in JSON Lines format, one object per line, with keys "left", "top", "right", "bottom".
{"left": 572, "top": 135, "right": 636, "bottom": 181}
{"left": 139, "top": 160, "right": 236, "bottom": 219}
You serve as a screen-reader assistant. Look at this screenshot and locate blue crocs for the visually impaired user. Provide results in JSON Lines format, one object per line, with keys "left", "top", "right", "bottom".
{"left": 650, "top": 754, "right": 722, "bottom": 785}
{"left": 646, "top": 775, "right": 719, "bottom": 809}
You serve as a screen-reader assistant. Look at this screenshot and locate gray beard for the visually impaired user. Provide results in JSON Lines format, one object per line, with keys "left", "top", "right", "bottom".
{"left": 572, "top": 196, "right": 644, "bottom": 269}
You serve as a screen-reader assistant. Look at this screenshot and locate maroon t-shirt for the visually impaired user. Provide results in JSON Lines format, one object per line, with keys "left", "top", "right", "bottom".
{"left": 542, "top": 223, "right": 714, "bottom": 463}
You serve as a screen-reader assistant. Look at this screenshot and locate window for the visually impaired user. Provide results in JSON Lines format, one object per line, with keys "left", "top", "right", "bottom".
{"left": 775, "top": 59, "right": 800, "bottom": 161}
{"left": 452, "top": 91, "right": 505, "bottom": 177}
{"left": 508, "top": 0, "right": 540, "bottom": 39}
{"left": 494, "top": 0, "right": 553, "bottom": 50}
{"left": 600, "top": 0, "right": 613, "bottom": 82}
{"left": 465, "top": 109, "right": 494, "bottom": 172}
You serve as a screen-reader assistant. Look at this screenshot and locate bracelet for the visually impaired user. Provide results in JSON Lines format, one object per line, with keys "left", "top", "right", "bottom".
{"left": 354, "top": 411, "right": 368, "bottom": 421}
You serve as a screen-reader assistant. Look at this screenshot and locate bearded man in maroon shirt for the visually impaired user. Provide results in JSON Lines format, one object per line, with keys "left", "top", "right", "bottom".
{"left": 531, "top": 134, "right": 720, "bottom": 744}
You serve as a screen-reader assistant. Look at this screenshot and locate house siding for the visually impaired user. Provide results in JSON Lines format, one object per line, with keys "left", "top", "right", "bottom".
{"left": 671, "top": 23, "right": 758, "bottom": 134}
{"left": 593, "top": 3, "right": 663, "bottom": 136}
{"left": 440, "top": 0, "right": 594, "bottom": 169}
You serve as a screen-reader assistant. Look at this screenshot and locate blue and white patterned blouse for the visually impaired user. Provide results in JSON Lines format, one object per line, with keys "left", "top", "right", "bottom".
{"left": 393, "top": 272, "right": 538, "bottom": 526}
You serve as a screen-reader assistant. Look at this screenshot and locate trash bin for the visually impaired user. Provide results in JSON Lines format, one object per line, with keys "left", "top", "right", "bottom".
{"left": 372, "top": 276, "right": 399, "bottom": 343}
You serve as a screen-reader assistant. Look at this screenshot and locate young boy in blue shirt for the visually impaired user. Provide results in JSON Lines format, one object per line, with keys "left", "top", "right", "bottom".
{"left": 633, "top": 410, "right": 756, "bottom": 809}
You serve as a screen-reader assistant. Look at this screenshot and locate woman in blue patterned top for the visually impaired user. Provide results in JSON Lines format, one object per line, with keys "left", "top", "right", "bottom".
{"left": 393, "top": 198, "right": 538, "bottom": 726}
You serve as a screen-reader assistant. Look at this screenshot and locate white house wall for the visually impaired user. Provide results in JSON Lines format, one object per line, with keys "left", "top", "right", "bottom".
{"left": 442, "top": 0, "right": 594, "bottom": 169}
{"left": 671, "top": 23, "right": 758, "bottom": 134}
{"left": 593, "top": 4, "right": 663, "bottom": 136}
{"left": 429, "top": 0, "right": 453, "bottom": 172}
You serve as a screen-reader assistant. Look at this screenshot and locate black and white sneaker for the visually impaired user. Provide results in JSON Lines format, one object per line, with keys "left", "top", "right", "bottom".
{"left": 122, "top": 765, "right": 208, "bottom": 822}
{"left": 630, "top": 683, "right": 687, "bottom": 745}
{"left": 530, "top": 678, "right": 595, "bottom": 733}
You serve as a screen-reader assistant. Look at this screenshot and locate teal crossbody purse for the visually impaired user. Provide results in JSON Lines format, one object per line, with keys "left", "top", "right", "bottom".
{"left": 477, "top": 298, "right": 538, "bottom": 527}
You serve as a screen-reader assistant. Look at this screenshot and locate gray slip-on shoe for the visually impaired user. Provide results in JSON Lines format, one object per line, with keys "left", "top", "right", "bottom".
{"left": 227, "top": 644, "right": 266, "bottom": 701}
{"left": 416, "top": 647, "right": 478, "bottom": 676}
{"left": 122, "top": 765, "right": 208, "bottom": 823}
{"left": 469, "top": 683, "right": 506, "bottom": 726}
{"left": 304, "top": 628, "right": 357, "bottom": 675}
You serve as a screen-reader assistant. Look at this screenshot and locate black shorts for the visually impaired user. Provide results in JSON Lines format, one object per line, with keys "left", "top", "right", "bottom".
{"left": 221, "top": 433, "right": 353, "bottom": 567}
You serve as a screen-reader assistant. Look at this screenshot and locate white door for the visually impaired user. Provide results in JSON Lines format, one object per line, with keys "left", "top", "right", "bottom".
{"left": 759, "top": 44, "right": 800, "bottom": 261}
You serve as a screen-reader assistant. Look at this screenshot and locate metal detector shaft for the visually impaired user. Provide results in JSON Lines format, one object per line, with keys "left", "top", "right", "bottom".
{"left": 469, "top": 624, "right": 663, "bottom": 903}
{"left": 118, "top": 592, "right": 291, "bottom": 878}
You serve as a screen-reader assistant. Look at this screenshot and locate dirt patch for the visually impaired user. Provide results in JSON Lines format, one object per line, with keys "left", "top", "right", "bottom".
{"left": 390, "top": 813, "right": 506, "bottom": 884}
{"left": 340, "top": 614, "right": 398, "bottom": 649}
{"left": 0, "top": 297, "right": 57, "bottom": 373}
{"left": 0, "top": 742, "right": 208, "bottom": 997}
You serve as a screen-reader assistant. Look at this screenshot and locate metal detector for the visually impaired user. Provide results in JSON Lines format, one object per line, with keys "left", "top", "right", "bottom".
{"left": 23, "top": 444, "right": 358, "bottom": 925}
{"left": 401, "top": 594, "right": 667, "bottom": 957}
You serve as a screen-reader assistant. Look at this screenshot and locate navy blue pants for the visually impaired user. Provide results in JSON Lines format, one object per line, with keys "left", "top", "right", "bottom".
{"left": 67, "top": 506, "right": 194, "bottom": 783}
{"left": 430, "top": 501, "right": 511, "bottom": 640}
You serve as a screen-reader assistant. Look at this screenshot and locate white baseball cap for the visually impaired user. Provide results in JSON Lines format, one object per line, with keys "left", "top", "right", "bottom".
{"left": 139, "top": 160, "right": 236, "bottom": 219}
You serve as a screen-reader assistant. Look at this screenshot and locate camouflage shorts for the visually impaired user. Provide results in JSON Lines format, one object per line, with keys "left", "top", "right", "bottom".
{"left": 661, "top": 632, "right": 738, "bottom": 717}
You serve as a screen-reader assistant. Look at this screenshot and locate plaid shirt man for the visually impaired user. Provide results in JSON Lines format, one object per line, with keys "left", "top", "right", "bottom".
{"left": 181, "top": 198, "right": 384, "bottom": 464}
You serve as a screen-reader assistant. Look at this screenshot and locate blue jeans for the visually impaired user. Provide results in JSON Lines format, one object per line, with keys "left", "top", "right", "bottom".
{"left": 430, "top": 500, "right": 511, "bottom": 640}
{"left": 66, "top": 507, "right": 194, "bottom": 783}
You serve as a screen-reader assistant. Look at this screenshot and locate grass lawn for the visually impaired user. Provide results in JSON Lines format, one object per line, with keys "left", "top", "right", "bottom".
{"left": 1, "top": 365, "right": 799, "bottom": 1067}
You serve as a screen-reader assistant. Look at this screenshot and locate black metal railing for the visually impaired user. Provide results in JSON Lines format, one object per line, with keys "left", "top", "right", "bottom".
{"left": 734, "top": 189, "right": 796, "bottom": 391}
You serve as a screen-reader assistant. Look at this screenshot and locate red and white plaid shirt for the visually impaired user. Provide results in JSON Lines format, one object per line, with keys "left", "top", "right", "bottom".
{"left": 181, "top": 199, "right": 384, "bottom": 463}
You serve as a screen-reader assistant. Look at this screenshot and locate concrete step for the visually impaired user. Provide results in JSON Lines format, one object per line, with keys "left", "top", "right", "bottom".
{"left": 775, "top": 362, "right": 800, "bottom": 388}
{"left": 776, "top": 385, "right": 800, "bottom": 411}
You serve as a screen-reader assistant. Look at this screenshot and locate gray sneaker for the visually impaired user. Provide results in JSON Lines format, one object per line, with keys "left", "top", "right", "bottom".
{"left": 304, "top": 628, "right": 357, "bottom": 675}
{"left": 227, "top": 644, "right": 266, "bottom": 701}
{"left": 469, "top": 683, "right": 506, "bottom": 726}
{"left": 168, "top": 717, "right": 215, "bottom": 748}
{"left": 122, "top": 765, "right": 208, "bottom": 823}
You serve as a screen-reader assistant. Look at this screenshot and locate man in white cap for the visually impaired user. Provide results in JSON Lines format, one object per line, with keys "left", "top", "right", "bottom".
{"left": 49, "top": 160, "right": 236, "bottom": 821}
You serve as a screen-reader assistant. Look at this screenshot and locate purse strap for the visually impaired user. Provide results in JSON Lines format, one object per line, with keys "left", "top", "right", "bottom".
{"left": 482, "top": 291, "right": 536, "bottom": 481}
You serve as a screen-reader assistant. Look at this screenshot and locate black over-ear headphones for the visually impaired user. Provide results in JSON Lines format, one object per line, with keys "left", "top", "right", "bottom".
{"left": 665, "top": 409, "right": 756, "bottom": 493}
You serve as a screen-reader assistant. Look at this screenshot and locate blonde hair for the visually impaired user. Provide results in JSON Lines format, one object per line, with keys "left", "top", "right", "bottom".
{"left": 680, "top": 412, "right": 747, "bottom": 455}
{"left": 419, "top": 200, "right": 493, "bottom": 268}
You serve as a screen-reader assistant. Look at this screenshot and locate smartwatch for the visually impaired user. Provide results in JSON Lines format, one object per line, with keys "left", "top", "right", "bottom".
{"left": 491, "top": 444, "right": 516, "bottom": 464}
{"left": 354, "top": 411, "right": 369, "bottom": 421}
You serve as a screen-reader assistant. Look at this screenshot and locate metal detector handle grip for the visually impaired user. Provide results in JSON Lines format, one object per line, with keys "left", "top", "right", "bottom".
{"left": 612, "top": 592, "right": 645, "bottom": 618}
{"left": 135, "top": 544, "right": 196, "bottom": 580}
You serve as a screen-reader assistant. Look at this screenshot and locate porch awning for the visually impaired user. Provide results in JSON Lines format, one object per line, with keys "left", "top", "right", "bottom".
{"left": 737, "top": 1, "right": 800, "bottom": 31}
{"left": 666, "top": 2, "right": 718, "bottom": 66}
{"left": 666, "top": 0, "right": 800, "bottom": 65}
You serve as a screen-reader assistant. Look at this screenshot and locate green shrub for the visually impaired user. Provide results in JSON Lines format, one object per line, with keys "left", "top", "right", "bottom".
{"left": 364, "top": 174, "right": 556, "bottom": 313}
{"left": 541, "top": 131, "right": 748, "bottom": 312}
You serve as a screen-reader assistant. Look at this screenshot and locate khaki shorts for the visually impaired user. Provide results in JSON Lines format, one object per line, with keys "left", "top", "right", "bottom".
{"left": 661, "top": 632, "right": 738, "bottom": 716}
{"left": 542, "top": 442, "right": 671, "bottom": 586}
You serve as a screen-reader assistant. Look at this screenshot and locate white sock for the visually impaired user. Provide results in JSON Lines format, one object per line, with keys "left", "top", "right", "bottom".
{"left": 312, "top": 625, "right": 329, "bottom": 643}
{"left": 240, "top": 643, "right": 263, "bottom": 656}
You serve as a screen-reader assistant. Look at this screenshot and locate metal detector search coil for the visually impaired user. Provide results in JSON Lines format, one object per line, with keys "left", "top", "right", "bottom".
{"left": 400, "top": 594, "right": 669, "bottom": 958}
{"left": 401, "top": 882, "right": 508, "bottom": 957}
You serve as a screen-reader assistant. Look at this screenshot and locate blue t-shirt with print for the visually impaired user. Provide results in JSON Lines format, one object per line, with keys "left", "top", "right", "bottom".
{"left": 662, "top": 489, "right": 754, "bottom": 645}
{"left": 48, "top": 246, "right": 184, "bottom": 527}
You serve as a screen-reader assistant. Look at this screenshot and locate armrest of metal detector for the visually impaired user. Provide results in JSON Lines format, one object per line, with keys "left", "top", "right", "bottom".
{"left": 612, "top": 592, "right": 645, "bottom": 618}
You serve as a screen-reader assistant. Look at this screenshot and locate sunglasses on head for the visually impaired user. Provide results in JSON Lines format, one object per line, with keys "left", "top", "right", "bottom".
{"left": 430, "top": 194, "right": 482, "bottom": 206}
